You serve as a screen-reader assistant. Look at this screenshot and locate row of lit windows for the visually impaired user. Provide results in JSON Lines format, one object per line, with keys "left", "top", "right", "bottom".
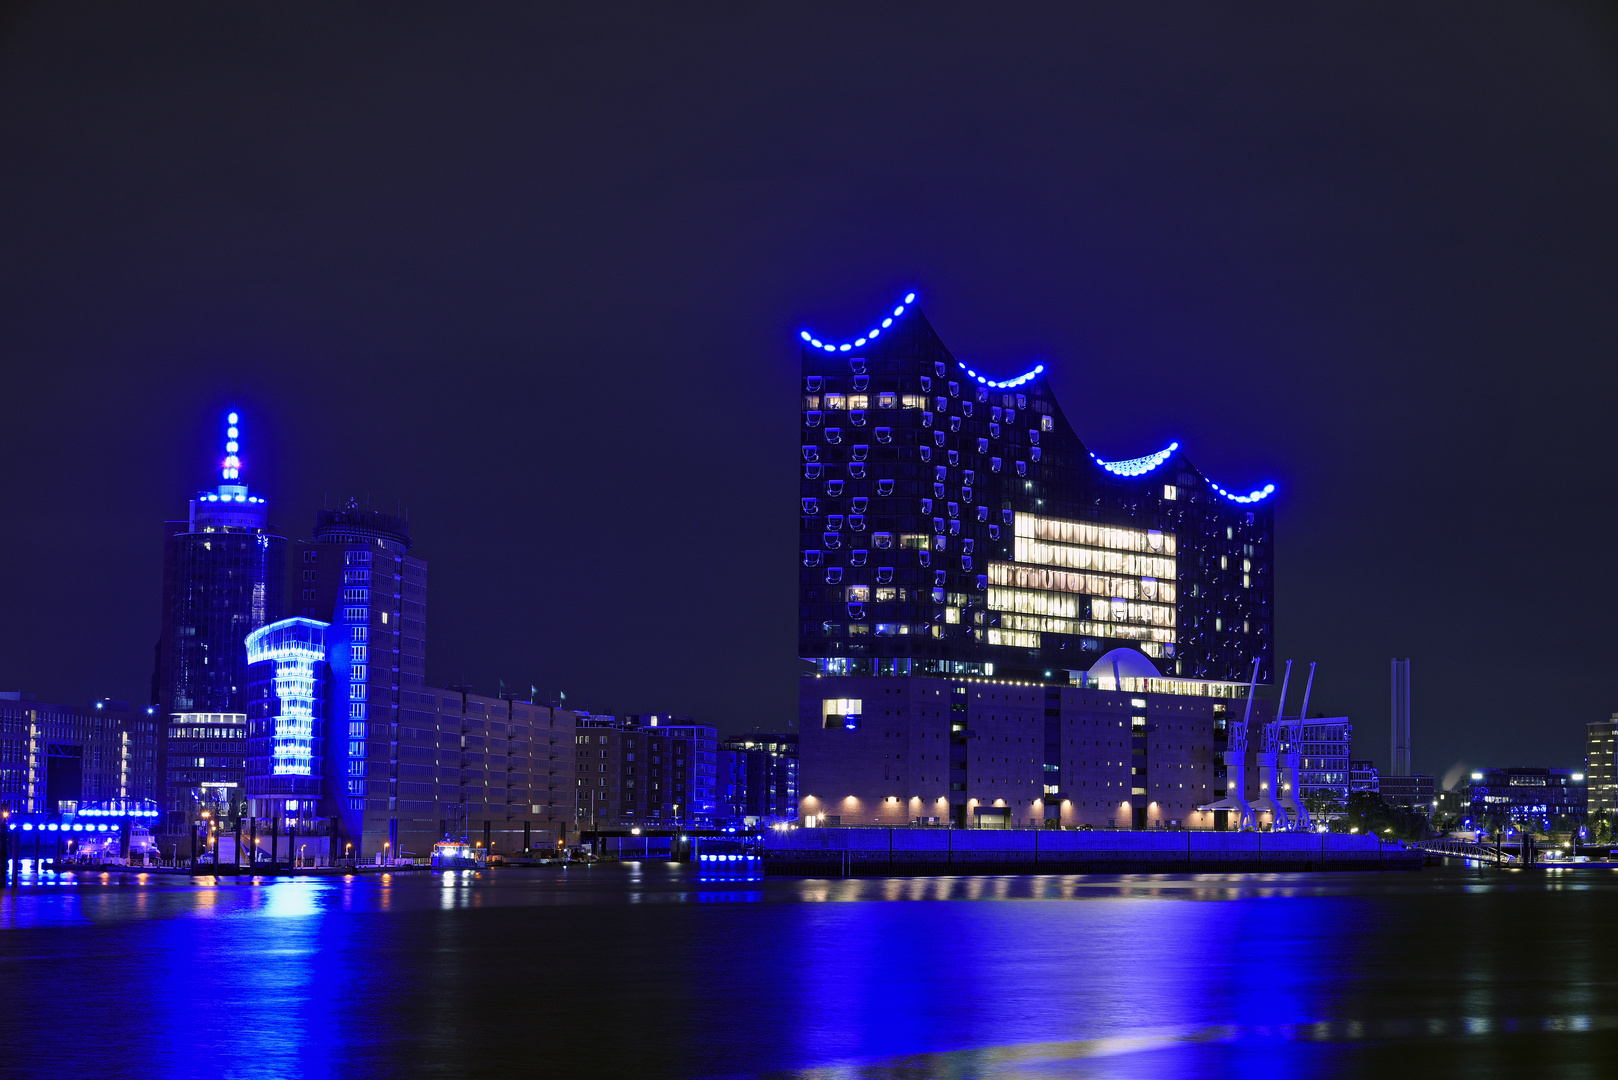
{"left": 986, "top": 586, "right": 1176, "bottom": 628}
{"left": 169, "top": 727, "right": 245, "bottom": 740}
{"left": 822, "top": 622, "right": 949, "bottom": 639}
{"left": 1013, "top": 537, "right": 1177, "bottom": 579}
{"left": 1015, "top": 513, "right": 1176, "bottom": 555}
{"left": 987, "top": 562, "right": 1176, "bottom": 603}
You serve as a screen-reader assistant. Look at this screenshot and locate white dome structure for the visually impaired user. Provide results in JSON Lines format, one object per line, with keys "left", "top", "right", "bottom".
{"left": 1087, "top": 647, "right": 1164, "bottom": 680}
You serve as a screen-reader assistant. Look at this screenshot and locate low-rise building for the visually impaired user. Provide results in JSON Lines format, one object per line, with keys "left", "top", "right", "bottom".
{"left": 575, "top": 714, "right": 719, "bottom": 829}
{"left": 0, "top": 694, "right": 158, "bottom": 813}
{"left": 1465, "top": 767, "right": 1587, "bottom": 831}
{"left": 1350, "top": 760, "right": 1379, "bottom": 794}
{"left": 718, "top": 733, "right": 799, "bottom": 825}
{"left": 1380, "top": 773, "right": 1435, "bottom": 815}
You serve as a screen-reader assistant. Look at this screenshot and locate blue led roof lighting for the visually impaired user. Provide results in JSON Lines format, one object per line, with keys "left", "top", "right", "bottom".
{"left": 221, "top": 410, "right": 241, "bottom": 481}
{"left": 800, "top": 292, "right": 917, "bottom": 352}
{"left": 1210, "top": 480, "right": 1278, "bottom": 503}
{"left": 1092, "top": 442, "right": 1179, "bottom": 477}
{"left": 957, "top": 360, "right": 1045, "bottom": 389}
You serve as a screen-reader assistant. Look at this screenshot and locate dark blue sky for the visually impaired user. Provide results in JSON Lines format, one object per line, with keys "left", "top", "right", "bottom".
{"left": 1, "top": 3, "right": 1615, "bottom": 779}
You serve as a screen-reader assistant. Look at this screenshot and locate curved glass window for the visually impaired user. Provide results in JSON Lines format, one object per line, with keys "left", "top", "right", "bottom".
{"left": 805, "top": 411, "right": 822, "bottom": 427}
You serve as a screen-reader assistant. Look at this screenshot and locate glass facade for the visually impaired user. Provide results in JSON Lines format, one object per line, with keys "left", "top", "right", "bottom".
{"left": 799, "top": 297, "right": 1275, "bottom": 685}
{"left": 155, "top": 411, "right": 285, "bottom": 823}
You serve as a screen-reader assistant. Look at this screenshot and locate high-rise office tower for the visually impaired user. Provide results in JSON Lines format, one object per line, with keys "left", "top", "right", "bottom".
{"left": 153, "top": 411, "right": 285, "bottom": 824}
{"left": 292, "top": 504, "right": 427, "bottom": 856}
{"left": 797, "top": 293, "right": 1281, "bottom": 829}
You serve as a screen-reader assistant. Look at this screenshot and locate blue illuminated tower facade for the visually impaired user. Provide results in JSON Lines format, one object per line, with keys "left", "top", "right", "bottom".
{"left": 244, "top": 617, "right": 330, "bottom": 817}
{"left": 291, "top": 504, "right": 427, "bottom": 858}
{"left": 154, "top": 411, "right": 286, "bottom": 825}
{"left": 798, "top": 294, "right": 1276, "bottom": 683}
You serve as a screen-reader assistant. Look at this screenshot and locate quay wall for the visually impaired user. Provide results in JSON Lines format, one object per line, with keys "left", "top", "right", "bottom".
{"left": 762, "top": 827, "right": 1421, "bottom": 875}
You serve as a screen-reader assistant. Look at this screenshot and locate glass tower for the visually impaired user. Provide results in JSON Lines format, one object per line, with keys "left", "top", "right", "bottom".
{"left": 798, "top": 294, "right": 1276, "bottom": 685}
{"left": 154, "top": 411, "right": 286, "bottom": 823}
{"left": 291, "top": 504, "right": 427, "bottom": 858}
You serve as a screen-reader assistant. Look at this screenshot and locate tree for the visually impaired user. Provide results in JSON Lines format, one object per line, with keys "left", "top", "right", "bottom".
{"left": 1302, "top": 788, "right": 1344, "bottom": 821}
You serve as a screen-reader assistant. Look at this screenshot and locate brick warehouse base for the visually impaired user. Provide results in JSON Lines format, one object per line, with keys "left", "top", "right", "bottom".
{"left": 762, "top": 827, "right": 1421, "bottom": 875}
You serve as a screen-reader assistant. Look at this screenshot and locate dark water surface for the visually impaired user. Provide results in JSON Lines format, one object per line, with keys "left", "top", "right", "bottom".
{"left": 2, "top": 864, "right": 1615, "bottom": 1078}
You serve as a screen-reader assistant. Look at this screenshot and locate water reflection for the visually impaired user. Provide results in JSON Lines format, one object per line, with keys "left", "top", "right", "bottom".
{"left": 3, "top": 867, "right": 1618, "bottom": 1078}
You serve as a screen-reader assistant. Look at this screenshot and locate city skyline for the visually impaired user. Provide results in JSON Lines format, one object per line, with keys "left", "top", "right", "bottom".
{"left": 3, "top": 5, "right": 1616, "bottom": 776}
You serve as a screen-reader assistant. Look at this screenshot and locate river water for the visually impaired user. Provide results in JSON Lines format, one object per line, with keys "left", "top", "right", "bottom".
{"left": 1, "top": 863, "right": 1614, "bottom": 1078}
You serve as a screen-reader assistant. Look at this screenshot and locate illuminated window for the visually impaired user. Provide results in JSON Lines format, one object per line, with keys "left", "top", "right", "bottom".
{"left": 878, "top": 393, "right": 897, "bottom": 408}
{"left": 824, "top": 394, "right": 846, "bottom": 410}
{"left": 1041, "top": 415, "right": 1053, "bottom": 432}
{"left": 847, "top": 586, "right": 870, "bottom": 602}
{"left": 875, "top": 587, "right": 897, "bottom": 601}
{"left": 1163, "top": 485, "right": 1177, "bottom": 501}
{"left": 901, "top": 394, "right": 926, "bottom": 408}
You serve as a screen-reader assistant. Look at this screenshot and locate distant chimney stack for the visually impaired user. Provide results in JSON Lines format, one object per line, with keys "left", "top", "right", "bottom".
{"left": 1391, "top": 658, "right": 1411, "bottom": 776}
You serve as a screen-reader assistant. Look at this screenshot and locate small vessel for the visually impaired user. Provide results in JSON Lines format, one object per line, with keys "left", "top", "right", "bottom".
{"left": 430, "top": 840, "right": 484, "bottom": 870}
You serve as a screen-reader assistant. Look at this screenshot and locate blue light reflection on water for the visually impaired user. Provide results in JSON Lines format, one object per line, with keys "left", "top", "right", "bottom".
{"left": 3, "top": 867, "right": 1618, "bottom": 1078}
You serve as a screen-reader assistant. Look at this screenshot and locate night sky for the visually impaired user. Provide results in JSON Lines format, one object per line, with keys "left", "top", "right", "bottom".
{"left": 2, "top": 4, "right": 1615, "bottom": 782}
